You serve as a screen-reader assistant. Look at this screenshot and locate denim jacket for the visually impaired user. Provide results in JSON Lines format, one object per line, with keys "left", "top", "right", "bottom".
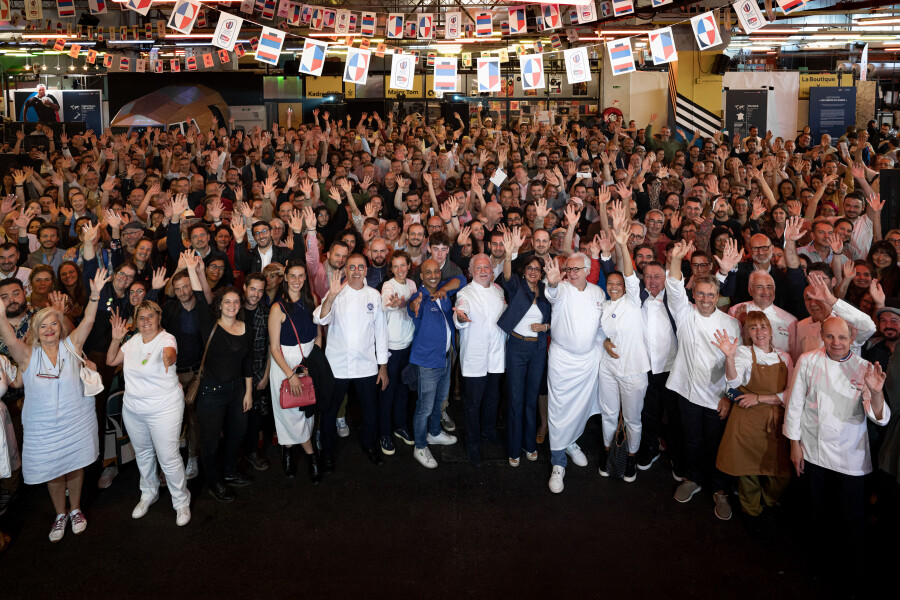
{"left": 407, "top": 275, "right": 466, "bottom": 369}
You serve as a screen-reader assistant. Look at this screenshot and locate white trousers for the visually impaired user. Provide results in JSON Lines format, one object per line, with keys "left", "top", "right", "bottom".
{"left": 122, "top": 402, "right": 191, "bottom": 510}
{"left": 598, "top": 367, "right": 648, "bottom": 454}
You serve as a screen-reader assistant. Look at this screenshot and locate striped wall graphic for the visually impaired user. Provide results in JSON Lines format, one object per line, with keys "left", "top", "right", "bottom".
{"left": 674, "top": 93, "right": 721, "bottom": 139}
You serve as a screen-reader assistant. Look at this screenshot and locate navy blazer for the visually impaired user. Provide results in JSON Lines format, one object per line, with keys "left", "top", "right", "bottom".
{"left": 497, "top": 273, "right": 552, "bottom": 341}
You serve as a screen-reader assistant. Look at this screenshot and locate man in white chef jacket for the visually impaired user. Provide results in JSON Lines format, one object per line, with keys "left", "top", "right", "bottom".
{"left": 785, "top": 316, "right": 890, "bottom": 574}
{"left": 453, "top": 254, "right": 507, "bottom": 466}
{"left": 314, "top": 254, "right": 389, "bottom": 469}
{"left": 665, "top": 240, "right": 741, "bottom": 520}
{"left": 728, "top": 271, "right": 797, "bottom": 353}
{"left": 544, "top": 253, "right": 605, "bottom": 494}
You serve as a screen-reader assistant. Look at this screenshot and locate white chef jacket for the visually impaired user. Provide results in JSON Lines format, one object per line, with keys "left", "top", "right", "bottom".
{"left": 848, "top": 214, "right": 874, "bottom": 261}
{"left": 728, "top": 301, "right": 797, "bottom": 354}
{"left": 790, "top": 299, "right": 876, "bottom": 363}
{"left": 642, "top": 288, "right": 678, "bottom": 374}
{"left": 726, "top": 345, "right": 793, "bottom": 403}
{"left": 314, "top": 285, "right": 388, "bottom": 379}
{"left": 664, "top": 276, "right": 741, "bottom": 410}
{"left": 454, "top": 282, "right": 507, "bottom": 377}
{"left": 545, "top": 280, "right": 606, "bottom": 353}
{"left": 381, "top": 278, "right": 417, "bottom": 350}
{"left": 785, "top": 348, "right": 891, "bottom": 476}
{"left": 600, "top": 273, "right": 650, "bottom": 377}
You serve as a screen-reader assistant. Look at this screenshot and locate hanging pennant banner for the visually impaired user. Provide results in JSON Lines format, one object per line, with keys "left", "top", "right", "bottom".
{"left": 67, "top": 43, "right": 81, "bottom": 58}
{"left": 213, "top": 14, "right": 243, "bottom": 51}
{"left": 348, "top": 12, "right": 357, "bottom": 32}
{"left": 405, "top": 20, "right": 416, "bottom": 38}
{"left": 343, "top": 47, "right": 370, "bottom": 84}
{"left": 475, "top": 12, "right": 493, "bottom": 37}
{"left": 690, "top": 11, "right": 723, "bottom": 50}
{"left": 648, "top": 26, "right": 677, "bottom": 65}
{"left": 170, "top": 58, "right": 181, "bottom": 72}
{"left": 118, "top": 56, "right": 130, "bottom": 70}
{"left": 417, "top": 14, "right": 433, "bottom": 39}
{"left": 508, "top": 8, "right": 527, "bottom": 35}
{"left": 577, "top": 1, "right": 597, "bottom": 24}
{"left": 0, "top": 0, "right": 9, "bottom": 20}
{"left": 186, "top": 56, "right": 198, "bottom": 70}
{"left": 255, "top": 26, "right": 285, "bottom": 65}
{"left": 276, "top": 0, "right": 290, "bottom": 19}
{"left": 564, "top": 47, "right": 591, "bottom": 83}
{"left": 157, "top": 20, "right": 166, "bottom": 38}
{"left": 298, "top": 38, "right": 328, "bottom": 75}
{"left": 611, "top": 0, "right": 634, "bottom": 17}
{"left": 776, "top": 0, "right": 804, "bottom": 15}
{"left": 390, "top": 53, "right": 414, "bottom": 90}
{"left": 359, "top": 38, "right": 370, "bottom": 50}
{"left": 25, "top": 0, "right": 43, "bottom": 20}
{"left": 462, "top": 52, "right": 472, "bottom": 67}
{"left": 477, "top": 57, "right": 501, "bottom": 92}
{"left": 103, "top": 54, "right": 113, "bottom": 68}
{"left": 299, "top": 4, "right": 313, "bottom": 24}
{"left": 519, "top": 54, "right": 545, "bottom": 91}
{"left": 550, "top": 34, "right": 562, "bottom": 49}
{"left": 136, "top": 59, "right": 146, "bottom": 73}
{"left": 651, "top": 0, "right": 673, "bottom": 5}
{"left": 261, "top": 0, "right": 276, "bottom": 20}
{"left": 375, "top": 43, "right": 386, "bottom": 57}
{"left": 607, "top": 38, "right": 635, "bottom": 75}
{"left": 433, "top": 56, "right": 458, "bottom": 93}
{"left": 445, "top": 12, "right": 461, "bottom": 39}
{"left": 145, "top": 23, "right": 153, "bottom": 39}
{"left": 323, "top": 9, "right": 336, "bottom": 28}
{"left": 599, "top": 1, "right": 611, "bottom": 18}
{"left": 335, "top": 9, "right": 350, "bottom": 34}
{"left": 360, "top": 11, "right": 376, "bottom": 36}
{"left": 310, "top": 7, "right": 324, "bottom": 30}
{"left": 234, "top": 44, "right": 246, "bottom": 57}
{"left": 285, "top": 3, "right": 301, "bottom": 26}
{"left": 860, "top": 43, "right": 868, "bottom": 81}
{"left": 86, "top": 49, "right": 97, "bottom": 64}
{"left": 202, "top": 53, "right": 215, "bottom": 68}
{"left": 733, "top": 0, "right": 767, "bottom": 33}
{"left": 386, "top": 13, "right": 403, "bottom": 38}
{"left": 124, "top": 0, "right": 152, "bottom": 16}
{"left": 167, "top": 0, "right": 201, "bottom": 35}
{"left": 240, "top": 0, "right": 254, "bottom": 14}
{"left": 218, "top": 49, "right": 231, "bottom": 64}
{"left": 541, "top": 5, "right": 561, "bottom": 30}
{"left": 56, "top": 0, "right": 74, "bottom": 17}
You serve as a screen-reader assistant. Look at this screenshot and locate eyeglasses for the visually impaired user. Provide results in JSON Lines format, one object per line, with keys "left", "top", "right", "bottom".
{"left": 691, "top": 263, "right": 711, "bottom": 269}
{"left": 646, "top": 219, "right": 664, "bottom": 225}
{"left": 129, "top": 289, "right": 146, "bottom": 296}
{"left": 207, "top": 265, "right": 226, "bottom": 272}
{"left": 563, "top": 267, "right": 588, "bottom": 273}
{"left": 751, "top": 246, "right": 772, "bottom": 253}
{"left": 524, "top": 266, "right": 542, "bottom": 273}
{"left": 253, "top": 228, "right": 270, "bottom": 235}
{"left": 116, "top": 272, "right": 135, "bottom": 281}
{"left": 346, "top": 265, "right": 366, "bottom": 271}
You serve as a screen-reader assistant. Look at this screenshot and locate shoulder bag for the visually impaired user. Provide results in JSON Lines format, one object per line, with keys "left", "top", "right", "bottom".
{"left": 184, "top": 323, "right": 217, "bottom": 406}
{"left": 63, "top": 338, "right": 105, "bottom": 397}
{"left": 605, "top": 412, "right": 629, "bottom": 479}
{"left": 278, "top": 304, "right": 316, "bottom": 409}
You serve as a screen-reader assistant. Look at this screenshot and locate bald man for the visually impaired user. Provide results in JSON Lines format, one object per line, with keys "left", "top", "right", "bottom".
{"left": 728, "top": 271, "right": 797, "bottom": 353}
{"left": 785, "top": 316, "right": 890, "bottom": 573}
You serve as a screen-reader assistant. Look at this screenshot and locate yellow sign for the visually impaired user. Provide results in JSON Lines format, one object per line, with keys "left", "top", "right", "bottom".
{"left": 799, "top": 73, "right": 853, "bottom": 99}
{"left": 383, "top": 76, "right": 440, "bottom": 99}
{"left": 305, "top": 76, "right": 355, "bottom": 99}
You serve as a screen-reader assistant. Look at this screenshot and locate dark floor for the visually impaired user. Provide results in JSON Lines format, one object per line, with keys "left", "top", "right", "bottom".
{"left": 0, "top": 409, "right": 890, "bottom": 599}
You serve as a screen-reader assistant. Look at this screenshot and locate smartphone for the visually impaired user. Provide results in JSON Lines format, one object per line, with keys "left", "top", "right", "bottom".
{"left": 576, "top": 172, "right": 592, "bottom": 179}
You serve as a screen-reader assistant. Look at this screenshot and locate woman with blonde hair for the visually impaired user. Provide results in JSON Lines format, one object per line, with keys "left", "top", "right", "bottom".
{"left": 0, "top": 267, "right": 108, "bottom": 542}
{"left": 711, "top": 311, "right": 794, "bottom": 518}
{"left": 106, "top": 301, "right": 191, "bottom": 526}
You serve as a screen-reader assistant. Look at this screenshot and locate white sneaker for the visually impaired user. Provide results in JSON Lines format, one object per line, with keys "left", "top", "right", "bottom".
{"left": 336, "top": 417, "right": 350, "bottom": 438}
{"left": 549, "top": 466, "right": 566, "bottom": 494}
{"left": 427, "top": 431, "right": 458, "bottom": 445}
{"left": 185, "top": 456, "right": 199, "bottom": 480}
{"left": 49, "top": 514, "right": 67, "bottom": 543}
{"left": 98, "top": 465, "right": 118, "bottom": 489}
{"left": 413, "top": 447, "right": 438, "bottom": 469}
{"left": 132, "top": 494, "right": 158, "bottom": 519}
{"left": 176, "top": 507, "right": 192, "bottom": 527}
{"left": 441, "top": 410, "right": 456, "bottom": 432}
{"left": 69, "top": 509, "right": 87, "bottom": 535}
{"left": 566, "top": 443, "right": 588, "bottom": 467}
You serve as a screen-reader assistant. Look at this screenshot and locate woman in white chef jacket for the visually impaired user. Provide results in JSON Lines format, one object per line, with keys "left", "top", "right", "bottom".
{"left": 0, "top": 354, "right": 21, "bottom": 553}
{"left": 598, "top": 222, "right": 650, "bottom": 482}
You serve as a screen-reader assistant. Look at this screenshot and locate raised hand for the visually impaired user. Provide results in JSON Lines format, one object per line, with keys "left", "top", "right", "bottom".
{"left": 48, "top": 291, "right": 68, "bottom": 315}
{"left": 544, "top": 257, "right": 562, "bottom": 286}
{"left": 611, "top": 221, "right": 630, "bottom": 247}
{"left": 230, "top": 219, "right": 246, "bottom": 243}
{"left": 110, "top": 312, "right": 129, "bottom": 341}
{"left": 711, "top": 329, "right": 739, "bottom": 357}
{"left": 783, "top": 216, "right": 804, "bottom": 242}
{"left": 867, "top": 193, "right": 884, "bottom": 214}
{"left": 864, "top": 361, "right": 886, "bottom": 393}
{"left": 302, "top": 206, "right": 317, "bottom": 232}
{"left": 827, "top": 232, "right": 844, "bottom": 255}
{"left": 869, "top": 278, "right": 885, "bottom": 307}
{"left": 104, "top": 209, "right": 122, "bottom": 231}
{"left": 151, "top": 267, "right": 169, "bottom": 290}
{"left": 328, "top": 269, "right": 346, "bottom": 297}
{"left": 534, "top": 198, "right": 550, "bottom": 220}
{"left": 713, "top": 238, "right": 742, "bottom": 274}
{"left": 89, "top": 267, "right": 110, "bottom": 295}
{"left": 806, "top": 271, "right": 836, "bottom": 308}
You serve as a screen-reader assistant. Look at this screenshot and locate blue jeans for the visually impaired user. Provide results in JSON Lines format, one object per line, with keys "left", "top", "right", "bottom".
{"left": 414, "top": 356, "right": 452, "bottom": 449}
{"left": 506, "top": 335, "right": 546, "bottom": 459}
{"left": 378, "top": 346, "right": 411, "bottom": 436}
{"left": 551, "top": 449, "right": 567, "bottom": 468}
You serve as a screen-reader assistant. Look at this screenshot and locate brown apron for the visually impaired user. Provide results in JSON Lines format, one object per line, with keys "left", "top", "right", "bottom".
{"left": 717, "top": 347, "right": 792, "bottom": 477}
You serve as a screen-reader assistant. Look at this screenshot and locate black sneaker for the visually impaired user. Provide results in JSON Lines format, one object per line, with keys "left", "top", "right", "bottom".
{"left": 393, "top": 428, "right": 415, "bottom": 446}
{"left": 380, "top": 435, "right": 396, "bottom": 456}
{"left": 224, "top": 473, "right": 254, "bottom": 487}
{"left": 637, "top": 448, "right": 660, "bottom": 471}
{"left": 624, "top": 455, "right": 637, "bottom": 483}
{"left": 208, "top": 483, "right": 236, "bottom": 503}
{"left": 598, "top": 447, "right": 609, "bottom": 477}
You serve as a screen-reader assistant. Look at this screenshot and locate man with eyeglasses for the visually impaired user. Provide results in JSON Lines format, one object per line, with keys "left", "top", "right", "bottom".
{"left": 314, "top": 254, "right": 389, "bottom": 469}
{"left": 544, "top": 252, "right": 606, "bottom": 494}
{"left": 665, "top": 239, "right": 741, "bottom": 520}
{"left": 643, "top": 209, "right": 670, "bottom": 261}
{"left": 232, "top": 212, "right": 305, "bottom": 275}
{"left": 719, "top": 233, "right": 807, "bottom": 310}
{"left": 167, "top": 196, "right": 234, "bottom": 286}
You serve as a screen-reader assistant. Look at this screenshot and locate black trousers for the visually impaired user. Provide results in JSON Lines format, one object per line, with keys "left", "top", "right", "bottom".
{"left": 321, "top": 375, "right": 378, "bottom": 459}
{"left": 463, "top": 373, "right": 501, "bottom": 453}
{"left": 806, "top": 461, "right": 865, "bottom": 572}
{"left": 197, "top": 377, "right": 248, "bottom": 486}
{"left": 679, "top": 394, "right": 728, "bottom": 491}
{"left": 243, "top": 384, "right": 275, "bottom": 456}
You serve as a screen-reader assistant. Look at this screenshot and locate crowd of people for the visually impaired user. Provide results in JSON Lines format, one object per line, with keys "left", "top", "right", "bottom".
{"left": 0, "top": 108, "right": 897, "bottom": 574}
